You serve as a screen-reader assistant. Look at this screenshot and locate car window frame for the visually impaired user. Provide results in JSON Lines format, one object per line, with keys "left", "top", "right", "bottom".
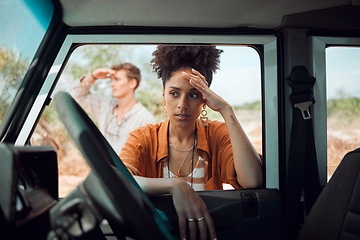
{"left": 311, "top": 36, "right": 360, "bottom": 185}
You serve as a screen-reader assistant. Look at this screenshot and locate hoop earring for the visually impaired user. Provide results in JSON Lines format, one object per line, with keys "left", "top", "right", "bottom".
{"left": 199, "top": 107, "right": 208, "bottom": 126}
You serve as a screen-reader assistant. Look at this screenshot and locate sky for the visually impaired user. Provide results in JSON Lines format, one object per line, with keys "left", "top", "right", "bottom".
{"left": 215, "top": 45, "right": 360, "bottom": 105}
{"left": 326, "top": 47, "right": 360, "bottom": 99}
{"left": 212, "top": 46, "right": 261, "bottom": 106}
{"left": 0, "top": 0, "right": 53, "bottom": 61}
{"left": 214, "top": 46, "right": 360, "bottom": 105}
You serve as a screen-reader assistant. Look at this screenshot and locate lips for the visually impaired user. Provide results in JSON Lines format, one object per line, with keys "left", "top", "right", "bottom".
{"left": 175, "top": 114, "right": 190, "bottom": 120}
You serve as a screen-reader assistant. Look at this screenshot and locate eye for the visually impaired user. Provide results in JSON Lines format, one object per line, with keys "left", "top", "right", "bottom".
{"left": 189, "top": 92, "right": 201, "bottom": 98}
{"left": 169, "top": 91, "right": 179, "bottom": 97}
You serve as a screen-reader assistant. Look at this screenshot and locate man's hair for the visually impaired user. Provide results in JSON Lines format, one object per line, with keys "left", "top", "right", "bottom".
{"left": 111, "top": 63, "right": 141, "bottom": 89}
{"left": 151, "top": 45, "right": 223, "bottom": 87}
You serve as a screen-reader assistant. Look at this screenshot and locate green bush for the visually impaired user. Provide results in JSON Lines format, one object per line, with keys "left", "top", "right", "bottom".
{"left": 234, "top": 100, "right": 261, "bottom": 111}
{"left": 327, "top": 97, "right": 360, "bottom": 121}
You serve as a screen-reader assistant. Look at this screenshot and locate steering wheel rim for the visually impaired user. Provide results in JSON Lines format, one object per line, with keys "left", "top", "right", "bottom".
{"left": 54, "top": 91, "right": 174, "bottom": 240}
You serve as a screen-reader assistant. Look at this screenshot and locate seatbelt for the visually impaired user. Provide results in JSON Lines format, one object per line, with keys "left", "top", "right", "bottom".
{"left": 284, "top": 66, "right": 321, "bottom": 239}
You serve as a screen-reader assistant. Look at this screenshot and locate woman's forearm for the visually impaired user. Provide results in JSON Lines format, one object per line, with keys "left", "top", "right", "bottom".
{"left": 133, "top": 175, "right": 182, "bottom": 196}
{"left": 220, "top": 104, "right": 263, "bottom": 188}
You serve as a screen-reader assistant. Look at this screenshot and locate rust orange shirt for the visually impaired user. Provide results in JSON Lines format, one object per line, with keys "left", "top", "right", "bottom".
{"left": 119, "top": 118, "right": 242, "bottom": 190}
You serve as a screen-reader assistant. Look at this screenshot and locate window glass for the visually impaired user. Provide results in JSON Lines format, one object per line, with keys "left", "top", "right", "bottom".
{"left": 326, "top": 47, "right": 360, "bottom": 180}
{"left": 31, "top": 44, "right": 261, "bottom": 197}
{"left": 212, "top": 46, "right": 262, "bottom": 153}
{"left": 0, "top": 0, "right": 53, "bottom": 125}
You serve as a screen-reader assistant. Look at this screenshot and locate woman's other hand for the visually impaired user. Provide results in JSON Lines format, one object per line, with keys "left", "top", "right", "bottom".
{"left": 170, "top": 179, "right": 217, "bottom": 240}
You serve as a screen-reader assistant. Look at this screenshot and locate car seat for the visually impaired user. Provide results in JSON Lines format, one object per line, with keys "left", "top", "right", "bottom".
{"left": 298, "top": 148, "right": 360, "bottom": 240}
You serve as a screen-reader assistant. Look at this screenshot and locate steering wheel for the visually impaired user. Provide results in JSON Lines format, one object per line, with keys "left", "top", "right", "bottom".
{"left": 54, "top": 91, "right": 174, "bottom": 240}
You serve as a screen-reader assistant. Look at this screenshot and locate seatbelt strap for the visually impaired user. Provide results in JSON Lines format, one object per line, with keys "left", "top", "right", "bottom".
{"left": 284, "top": 66, "right": 321, "bottom": 239}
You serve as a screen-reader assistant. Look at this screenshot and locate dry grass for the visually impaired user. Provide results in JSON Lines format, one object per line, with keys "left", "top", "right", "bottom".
{"left": 327, "top": 114, "right": 360, "bottom": 180}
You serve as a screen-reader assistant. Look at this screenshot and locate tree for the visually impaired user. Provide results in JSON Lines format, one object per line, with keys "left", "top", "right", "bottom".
{"left": 0, "top": 47, "right": 29, "bottom": 122}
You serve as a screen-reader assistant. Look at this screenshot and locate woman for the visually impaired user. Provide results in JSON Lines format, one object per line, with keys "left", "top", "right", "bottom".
{"left": 120, "top": 45, "right": 263, "bottom": 240}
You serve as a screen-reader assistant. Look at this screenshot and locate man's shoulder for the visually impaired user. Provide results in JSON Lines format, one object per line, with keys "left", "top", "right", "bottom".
{"left": 134, "top": 102, "right": 156, "bottom": 121}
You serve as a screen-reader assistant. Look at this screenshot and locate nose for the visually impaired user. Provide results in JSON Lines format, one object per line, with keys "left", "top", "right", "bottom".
{"left": 110, "top": 79, "right": 115, "bottom": 87}
{"left": 177, "top": 95, "right": 189, "bottom": 110}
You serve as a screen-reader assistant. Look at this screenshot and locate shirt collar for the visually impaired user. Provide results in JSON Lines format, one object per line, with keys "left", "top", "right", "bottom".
{"left": 112, "top": 102, "right": 140, "bottom": 124}
{"left": 156, "top": 118, "right": 210, "bottom": 163}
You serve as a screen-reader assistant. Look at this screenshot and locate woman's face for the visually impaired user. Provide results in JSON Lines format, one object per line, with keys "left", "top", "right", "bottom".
{"left": 163, "top": 69, "right": 205, "bottom": 127}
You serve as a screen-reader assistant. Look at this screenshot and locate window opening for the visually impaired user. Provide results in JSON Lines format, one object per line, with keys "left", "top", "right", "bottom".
{"left": 326, "top": 46, "right": 360, "bottom": 180}
{"left": 31, "top": 44, "right": 262, "bottom": 197}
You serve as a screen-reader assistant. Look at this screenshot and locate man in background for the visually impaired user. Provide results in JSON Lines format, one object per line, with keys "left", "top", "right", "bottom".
{"left": 71, "top": 63, "right": 156, "bottom": 154}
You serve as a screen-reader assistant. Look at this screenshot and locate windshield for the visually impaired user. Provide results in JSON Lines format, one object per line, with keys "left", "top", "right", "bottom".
{"left": 0, "top": 0, "right": 53, "bottom": 125}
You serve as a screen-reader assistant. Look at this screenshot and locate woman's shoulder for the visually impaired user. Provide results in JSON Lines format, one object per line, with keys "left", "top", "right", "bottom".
{"left": 206, "top": 120, "right": 229, "bottom": 139}
{"left": 127, "top": 121, "right": 166, "bottom": 149}
{"left": 130, "top": 121, "right": 165, "bottom": 136}
{"left": 208, "top": 120, "right": 227, "bottom": 130}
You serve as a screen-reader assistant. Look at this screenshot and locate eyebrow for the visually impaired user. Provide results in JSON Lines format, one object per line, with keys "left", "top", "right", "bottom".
{"left": 168, "top": 86, "right": 198, "bottom": 91}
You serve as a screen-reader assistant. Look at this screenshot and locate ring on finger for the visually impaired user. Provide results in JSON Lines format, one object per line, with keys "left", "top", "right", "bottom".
{"left": 197, "top": 217, "right": 204, "bottom": 222}
{"left": 187, "top": 218, "right": 195, "bottom": 222}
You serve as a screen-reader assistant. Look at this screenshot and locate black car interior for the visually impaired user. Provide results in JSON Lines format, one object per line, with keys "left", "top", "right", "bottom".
{"left": 298, "top": 148, "right": 360, "bottom": 240}
{"left": 0, "top": 145, "right": 58, "bottom": 239}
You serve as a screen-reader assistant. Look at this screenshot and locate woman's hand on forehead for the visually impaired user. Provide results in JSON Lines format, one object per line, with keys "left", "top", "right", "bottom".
{"left": 183, "top": 68, "right": 229, "bottom": 113}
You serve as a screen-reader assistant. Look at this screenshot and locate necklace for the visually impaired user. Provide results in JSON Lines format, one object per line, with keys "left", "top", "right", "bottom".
{"left": 169, "top": 143, "right": 195, "bottom": 152}
{"left": 168, "top": 132, "right": 198, "bottom": 178}
{"left": 170, "top": 148, "right": 193, "bottom": 176}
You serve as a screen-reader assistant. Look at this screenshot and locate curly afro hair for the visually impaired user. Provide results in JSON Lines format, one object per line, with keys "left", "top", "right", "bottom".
{"left": 151, "top": 45, "right": 223, "bottom": 87}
